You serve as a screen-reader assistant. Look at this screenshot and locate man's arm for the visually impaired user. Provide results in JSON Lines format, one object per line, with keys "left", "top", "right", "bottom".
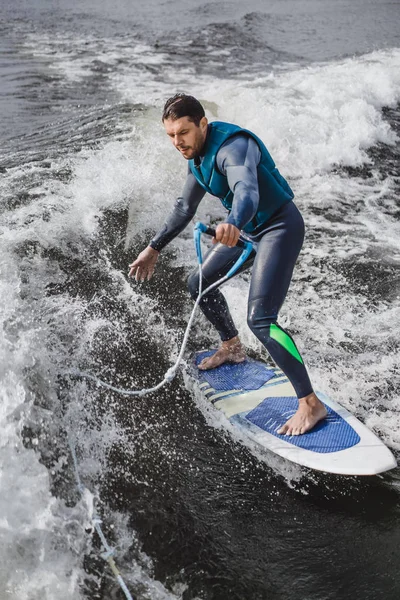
{"left": 129, "top": 171, "right": 206, "bottom": 281}
{"left": 149, "top": 171, "right": 206, "bottom": 251}
{"left": 217, "top": 134, "right": 261, "bottom": 232}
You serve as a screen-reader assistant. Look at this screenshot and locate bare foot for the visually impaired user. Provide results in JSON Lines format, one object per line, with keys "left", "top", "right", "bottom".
{"left": 198, "top": 337, "right": 246, "bottom": 370}
{"left": 277, "top": 393, "right": 327, "bottom": 436}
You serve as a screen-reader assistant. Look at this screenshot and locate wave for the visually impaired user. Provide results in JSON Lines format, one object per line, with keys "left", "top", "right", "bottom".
{"left": 0, "top": 25, "right": 399, "bottom": 599}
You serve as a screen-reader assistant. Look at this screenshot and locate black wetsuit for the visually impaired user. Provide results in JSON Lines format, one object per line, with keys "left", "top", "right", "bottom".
{"left": 150, "top": 133, "right": 313, "bottom": 399}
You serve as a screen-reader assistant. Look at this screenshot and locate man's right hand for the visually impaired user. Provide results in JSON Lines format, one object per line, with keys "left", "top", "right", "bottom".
{"left": 129, "top": 246, "right": 159, "bottom": 282}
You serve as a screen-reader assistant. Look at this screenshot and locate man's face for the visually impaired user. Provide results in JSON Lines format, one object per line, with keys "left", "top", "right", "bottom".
{"left": 163, "top": 116, "right": 208, "bottom": 160}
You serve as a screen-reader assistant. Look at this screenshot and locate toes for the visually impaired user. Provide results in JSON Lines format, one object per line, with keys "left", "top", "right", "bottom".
{"left": 198, "top": 359, "right": 210, "bottom": 370}
{"left": 198, "top": 350, "right": 246, "bottom": 371}
{"left": 278, "top": 423, "right": 301, "bottom": 436}
{"left": 198, "top": 362, "right": 211, "bottom": 370}
{"left": 290, "top": 423, "right": 312, "bottom": 436}
{"left": 198, "top": 355, "right": 219, "bottom": 370}
{"left": 278, "top": 419, "right": 295, "bottom": 435}
{"left": 233, "top": 354, "right": 246, "bottom": 364}
{"left": 289, "top": 423, "right": 308, "bottom": 436}
{"left": 278, "top": 413, "right": 325, "bottom": 437}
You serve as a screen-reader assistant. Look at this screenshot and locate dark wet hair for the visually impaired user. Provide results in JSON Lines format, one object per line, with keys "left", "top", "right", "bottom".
{"left": 162, "top": 93, "right": 205, "bottom": 126}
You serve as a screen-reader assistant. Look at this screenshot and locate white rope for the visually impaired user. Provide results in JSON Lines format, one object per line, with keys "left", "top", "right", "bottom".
{"left": 64, "top": 229, "right": 246, "bottom": 597}
{"left": 65, "top": 263, "right": 231, "bottom": 396}
{"left": 68, "top": 435, "right": 135, "bottom": 600}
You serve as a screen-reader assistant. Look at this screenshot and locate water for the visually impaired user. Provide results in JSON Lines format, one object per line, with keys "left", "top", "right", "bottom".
{"left": 1, "top": 0, "right": 400, "bottom": 598}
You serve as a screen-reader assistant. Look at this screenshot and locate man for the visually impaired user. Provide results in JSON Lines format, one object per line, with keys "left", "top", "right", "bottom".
{"left": 129, "top": 93, "right": 327, "bottom": 436}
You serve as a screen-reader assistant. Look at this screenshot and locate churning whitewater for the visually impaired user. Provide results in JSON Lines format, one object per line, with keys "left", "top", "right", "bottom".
{"left": 1, "top": 1, "right": 400, "bottom": 598}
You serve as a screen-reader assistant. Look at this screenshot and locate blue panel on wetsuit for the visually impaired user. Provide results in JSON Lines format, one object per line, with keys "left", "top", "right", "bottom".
{"left": 245, "top": 397, "right": 360, "bottom": 453}
{"left": 195, "top": 351, "right": 276, "bottom": 391}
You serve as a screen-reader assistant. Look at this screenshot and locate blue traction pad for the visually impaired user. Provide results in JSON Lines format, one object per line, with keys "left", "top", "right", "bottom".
{"left": 245, "top": 396, "right": 360, "bottom": 453}
{"left": 194, "top": 351, "right": 277, "bottom": 391}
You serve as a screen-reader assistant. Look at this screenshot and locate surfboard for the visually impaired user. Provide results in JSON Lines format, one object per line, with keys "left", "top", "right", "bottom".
{"left": 188, "top": 350, "right": 397, "bottom": 476}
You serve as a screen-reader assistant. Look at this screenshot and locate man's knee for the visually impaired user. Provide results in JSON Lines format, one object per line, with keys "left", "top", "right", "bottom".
{"left": 247, "top": 300, "right": 276, "bottom": 337}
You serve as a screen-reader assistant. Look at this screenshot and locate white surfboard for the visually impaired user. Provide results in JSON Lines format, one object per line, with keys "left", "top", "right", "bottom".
{"left": 188, "top": 351, "right": 397, "bottom": 476}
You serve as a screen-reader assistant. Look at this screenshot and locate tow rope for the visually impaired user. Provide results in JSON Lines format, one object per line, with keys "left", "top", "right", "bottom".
{"left": 66, "top": 223, "right": 253, "bottom": 599}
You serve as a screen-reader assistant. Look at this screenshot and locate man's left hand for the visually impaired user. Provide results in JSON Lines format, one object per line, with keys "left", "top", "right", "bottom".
{"left": 214, "top": 223, "right": 241, "bottom": 247}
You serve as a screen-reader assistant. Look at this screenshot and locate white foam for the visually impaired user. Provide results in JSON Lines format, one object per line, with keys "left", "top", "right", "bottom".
{"left": 23, "top": 32, "right": 171, "bottom": 85}
{"left": 2, "top": 35, "right": 399, "bottom": 598}
{"left": 0, "top": 138, "right": 185, "bottom": 597}
{"left": 0, "top": 267, "right": 88, "bottom": 598}
{"left": 198, "top": 49, "right": 400, "bottom": 177}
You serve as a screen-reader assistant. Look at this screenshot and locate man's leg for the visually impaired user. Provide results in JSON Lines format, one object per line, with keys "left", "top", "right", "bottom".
{"left": 247, "top": 203, "right": 327, "bottom": 435}
{"left": 187, "top": 242, "right": 255, "bottom": 369}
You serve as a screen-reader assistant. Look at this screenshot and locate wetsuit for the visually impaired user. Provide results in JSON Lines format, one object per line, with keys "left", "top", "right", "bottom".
{"left": 150, "top": 123, "right": 313, "bottom": 399}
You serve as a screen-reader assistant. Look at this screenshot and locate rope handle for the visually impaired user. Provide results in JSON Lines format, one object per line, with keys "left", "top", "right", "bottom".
{"left": 194, "top": 221, "right": 253, "bottom": 278}
{"left": 194, "top": 221, "right": 249, "bottom": 249}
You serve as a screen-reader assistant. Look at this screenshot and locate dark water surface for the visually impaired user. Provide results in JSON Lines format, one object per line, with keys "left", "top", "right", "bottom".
{"left": 1, "top": 1, "right": 400, "bottom": 599}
